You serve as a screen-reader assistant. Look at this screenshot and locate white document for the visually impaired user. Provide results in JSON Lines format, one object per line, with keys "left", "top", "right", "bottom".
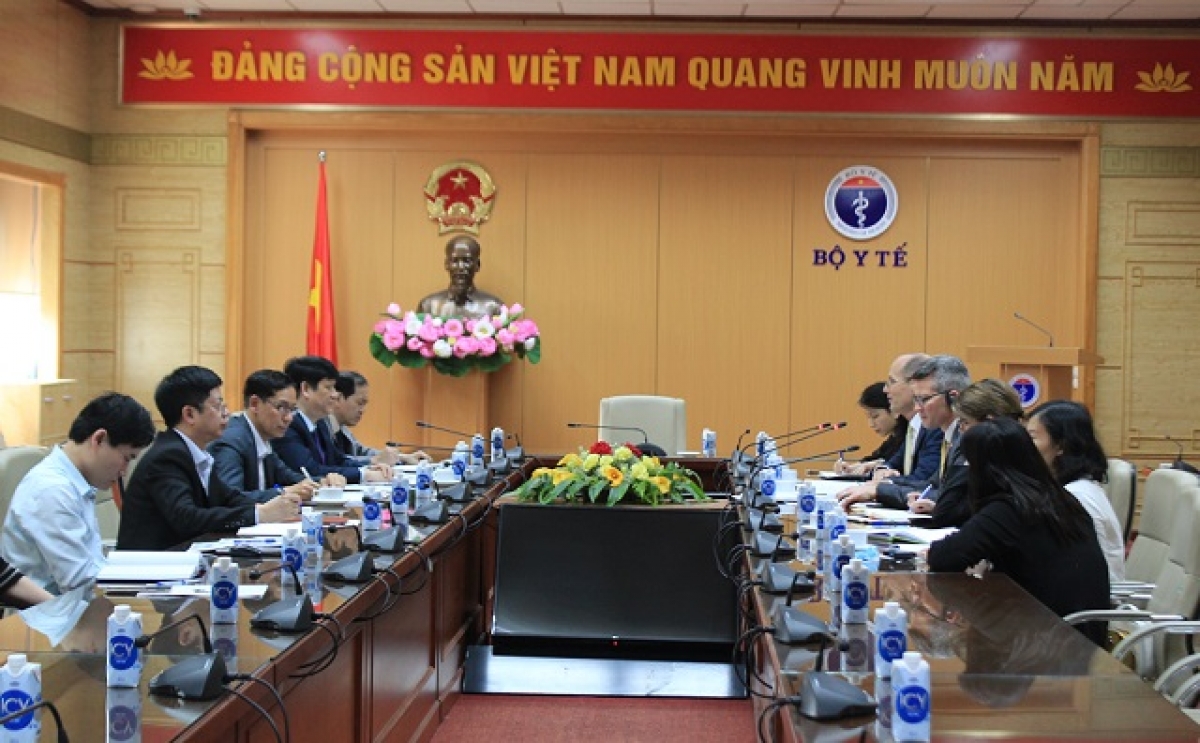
{"left": 97, "top": 551, "right": 202, "bottom": 582}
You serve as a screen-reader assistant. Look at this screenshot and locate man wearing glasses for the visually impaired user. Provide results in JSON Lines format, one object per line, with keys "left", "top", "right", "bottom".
{"left": 117, "top": 365, "right": 303, "bottom": 551}
{"left": 209, "top": 369, "right": 319, "bottom": 503}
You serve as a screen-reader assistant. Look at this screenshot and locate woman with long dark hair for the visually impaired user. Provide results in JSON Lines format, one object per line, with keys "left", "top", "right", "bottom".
{"left": 926, "top": 417, "right": 1109, "bottom": 645}
{"left": 1026, "top": 400, "right": 1125, "bottom": 583}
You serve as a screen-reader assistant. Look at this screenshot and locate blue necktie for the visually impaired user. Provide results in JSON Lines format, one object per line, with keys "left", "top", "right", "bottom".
{"left": 313, "top": 429, "right": 327, "bottom": 464}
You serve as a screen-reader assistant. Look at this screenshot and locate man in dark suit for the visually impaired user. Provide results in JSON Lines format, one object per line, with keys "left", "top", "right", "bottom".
{"left": 209, "top": 369, "right": 318, "bottom": 503}
{"left": 328, "top": 370, "right": 428, "bottom": 467}
{"left": 116, "top": 366, "right": 302, "bottom": 551}
{"left": 274, "top": 356, "right": 391, "bottom": 485}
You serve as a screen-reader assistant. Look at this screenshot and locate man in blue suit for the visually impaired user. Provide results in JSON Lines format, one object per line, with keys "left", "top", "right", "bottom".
{"left": 209, "top": 369, "right": 319, "bottom": 503}
{"left": 274, "top": 355, "right": 391, "bottom": 485}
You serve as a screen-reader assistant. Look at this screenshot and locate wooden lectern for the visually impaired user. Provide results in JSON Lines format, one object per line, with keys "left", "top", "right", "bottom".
{"left": 966, "top": 346, "right": 1103, "bottom": 408}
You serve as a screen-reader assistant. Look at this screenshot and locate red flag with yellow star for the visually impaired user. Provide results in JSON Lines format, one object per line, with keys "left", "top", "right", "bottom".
{"left": 306, "top": 156, "right": 337, "bottom": 364}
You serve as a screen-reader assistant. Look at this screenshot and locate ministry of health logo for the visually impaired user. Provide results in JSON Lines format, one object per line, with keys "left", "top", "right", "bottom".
{"left": 824, "top": 166, "right": 898, "bottom": 241}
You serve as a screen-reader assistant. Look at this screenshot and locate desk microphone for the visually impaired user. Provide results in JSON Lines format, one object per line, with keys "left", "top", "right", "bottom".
{"left": 139, "top": 616, "right": 227, "bottom": 701}
{"left": 567, "top": 422, "right": 649, "bottom": 444}
{"left": 1013, "top": 311, "right": 1055, "bottom": 347}
{"left": 759, "top": 423, "right": 848, "bottom": 459}
{"left": 249, "top": 561, "right": 315, "bottom": 633}
{"left": 322, "top": 525, "right": 375, "bottom": 582}
{"left": 416, "top": 420, "right": 475, "bottom": 439}
{"left": 506, "top": 432, "right": 525, "bottom": 462}
{"left": 1166, "top": 435, "right": 1200, "bottom": 475}
{"left": 386, "top": 441, "right": 457, "bottom": 455}
{"left": 249, "top": 561, "right": 303, "bottom": 594}
{"left": 0, "top": 700, "right": 68, "bottom": 743}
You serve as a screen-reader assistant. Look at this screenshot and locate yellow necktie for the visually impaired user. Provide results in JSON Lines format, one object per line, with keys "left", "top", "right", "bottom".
{"left": 939, "top": 437, "right": 951, "bottom": 480}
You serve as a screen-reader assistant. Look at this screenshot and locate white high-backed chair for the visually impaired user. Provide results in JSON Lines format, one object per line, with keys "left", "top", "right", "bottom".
{"left": 0, "top": 446, "right": 50, "bottom": 530}
{"left": 599, "top": 395, "right": 687, "bottom": 456}
{"left": 1104, "top": 458, "right": 1137, "bottom": 542}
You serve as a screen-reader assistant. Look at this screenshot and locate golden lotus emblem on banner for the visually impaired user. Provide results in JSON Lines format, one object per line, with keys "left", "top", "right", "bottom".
{"left": 424, "top": 161, "right": 496, "bottom": 235}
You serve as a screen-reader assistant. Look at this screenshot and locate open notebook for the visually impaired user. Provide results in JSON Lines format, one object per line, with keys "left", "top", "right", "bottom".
{"left": 97, "top": 551, "right": 203, "bottom": 583}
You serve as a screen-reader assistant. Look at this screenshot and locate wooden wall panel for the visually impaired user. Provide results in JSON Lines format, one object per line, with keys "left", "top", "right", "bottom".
{"left": 791, "top": 155, "right": 930, "bottom": 455}
{"left": 236, "top": 118, "right": 1096, "bottom": 459}
{"left": 658, "top": 155, "right": 794, "bottom": 452}
{"left": 523, "top": 154, "right": 659, "bottom": 453}
{"left": 116, "top": 248, "right": 199, "bottom": 417}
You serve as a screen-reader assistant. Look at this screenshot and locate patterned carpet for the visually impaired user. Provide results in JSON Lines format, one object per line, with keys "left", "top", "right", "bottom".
{"left": 432, "top": 694, "right": 756, "bottom": 742}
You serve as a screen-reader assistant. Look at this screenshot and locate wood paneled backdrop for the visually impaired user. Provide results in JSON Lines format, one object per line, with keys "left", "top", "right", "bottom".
{"left": 231, "top": 113, "right": 1096, "bottom": 458}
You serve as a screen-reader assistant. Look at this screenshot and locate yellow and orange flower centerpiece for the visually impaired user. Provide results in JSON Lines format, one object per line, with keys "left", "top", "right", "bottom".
{"left": 514, "top": 441, "right": 707, "bottom": 506}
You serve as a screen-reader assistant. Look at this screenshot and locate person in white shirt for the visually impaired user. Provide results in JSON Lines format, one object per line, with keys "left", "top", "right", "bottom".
{"left": 1026, "top": 400, "right": 1126, "bottom": 583}
{"left": 1, "top": 393, "right": 156, "bottom": 594}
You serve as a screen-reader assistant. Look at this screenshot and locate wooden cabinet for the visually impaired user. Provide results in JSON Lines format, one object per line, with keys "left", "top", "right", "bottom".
{"left": 0, "top": 380, "right": 80, "bottom": 447}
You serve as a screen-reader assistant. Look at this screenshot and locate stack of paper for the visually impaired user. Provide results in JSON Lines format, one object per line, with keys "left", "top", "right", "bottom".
{"left": 97, "top": 551, "right": 202, "bottom": 583}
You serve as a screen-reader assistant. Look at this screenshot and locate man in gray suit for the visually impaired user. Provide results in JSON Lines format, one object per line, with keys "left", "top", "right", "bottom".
{"left": 209, "top": 369, "right": 319, "bottom": 503}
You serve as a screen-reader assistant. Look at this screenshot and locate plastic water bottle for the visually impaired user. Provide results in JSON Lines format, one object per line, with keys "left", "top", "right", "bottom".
{"left": 828, "top": 534, "right": 854, "bottom": 592}
{"left": 449, "top": 441, "right": 468, "bottom": 478}
{"left": 390, "top": 472, "right": 410, "bottom": 528}
{"left": 892, "top": 651, "right": 932, "bottom": 742}
{"left": 814, "top": 498, "right": 830, "bottom": 575}
{"left": 414, "top": 459, "right": 434, "bottom": 510}
{"left": 470, "top": 433, "right": 485, "bottom": 467}
{"left": 490, "top": 427, "right": 506, "bottom": 463}
{"left": 841, "top": 557, "right": 870, "bottom": 624}
{"left": 106, "top": 686, "right": 142, "bottom": 743}
{"left": 701, "top": 428, "right": 717, "bottom": 458}
{"left": 755, "top": 431, "right": 769, "bottom": 458}
{"left": 0, "top": 654, "right": 42, "bottom": 739}
{"left": 826, "top": 507, "right": 847, "bottom": 544}
{"left": 875, "top": 601, "right": 908, "bottom": 678}
{"left": 209, "top": 556, "right": 240, "bottom": 625}
{"left": 301, "top": 507, "right": 324, "bottom": 552}
{"left": 362, "top": 494, "right": 382, "bottom": 531}
{"left": 282, "top": 527, "right": 306, "bottom": 578}
{"left": 798, "top": 482, "right": 817, "bottom": 526}
{"left": 106, "top": 604, "right": 143, "bottom": 688}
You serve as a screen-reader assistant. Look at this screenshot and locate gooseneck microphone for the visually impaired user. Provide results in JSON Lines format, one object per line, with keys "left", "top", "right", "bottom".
{"left": 738, "top": 422, "right": 837, "bottom": 459}
{"left": 416, "top": 420, "right": 474, "bottom": 438}
{"left": 249, "top": 561, "right": 303, "bottom": 594}
{"left": 136, "top": 613, "right": 213, "bottom": 653}
{"left": 1013, "top": 311, "right": 1055, "bottom": 347}
{"left": 386, "top": 441, "right": 457, "bottom": 454}
{"left": 566, "top": 421, "right": 650, "bottom": 444}
{"left": 0, "top": 700, "right": 68, "bottom": 743}
{"left": 1166, "top": 434, "right": 1200, "bottom": 475}
{"left": 760, "top": 422, "right": 848, "bottom": 459}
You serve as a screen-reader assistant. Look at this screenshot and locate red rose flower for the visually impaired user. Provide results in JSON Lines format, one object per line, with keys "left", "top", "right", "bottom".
{"left": 588, "top": 441, "right": 613, "bottom": 455}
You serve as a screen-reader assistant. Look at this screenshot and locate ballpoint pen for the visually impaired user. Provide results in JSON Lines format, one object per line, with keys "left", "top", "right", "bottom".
{"left": 917, "top": 484, "right": 934, "bottom": 501}
{"left": 301, "top": 466, "right": 316, "bottom": 482}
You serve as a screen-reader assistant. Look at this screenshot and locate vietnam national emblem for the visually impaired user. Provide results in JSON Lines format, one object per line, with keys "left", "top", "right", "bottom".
{"left": 424, "top": 162, "right": 496, "bottom": 235}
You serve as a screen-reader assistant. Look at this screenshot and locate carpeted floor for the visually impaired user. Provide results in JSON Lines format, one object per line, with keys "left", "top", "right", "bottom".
{"left": 432, "top": 694, "right": 756, "bottom": 742}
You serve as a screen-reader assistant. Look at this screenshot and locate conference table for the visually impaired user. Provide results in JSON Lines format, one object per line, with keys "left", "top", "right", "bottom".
{"left": 741, "top": 503, "right": 1200, "bottom": 741}
{"left": 0, "top": 457, "right": 1196, "bottom": 742}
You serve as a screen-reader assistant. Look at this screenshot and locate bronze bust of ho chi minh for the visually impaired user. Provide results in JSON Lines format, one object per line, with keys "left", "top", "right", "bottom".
{"left": 416, "top": 235, "right": 504, "bottom": 320}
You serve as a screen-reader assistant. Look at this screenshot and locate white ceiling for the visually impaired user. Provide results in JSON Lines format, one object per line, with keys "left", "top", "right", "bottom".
{"left": 73, "top": 0, "right": 1200, "bottom": 23}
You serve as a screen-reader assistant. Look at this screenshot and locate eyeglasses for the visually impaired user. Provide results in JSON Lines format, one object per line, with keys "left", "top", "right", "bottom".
{"left": 197, "top": 399, "right": 228, "bottom": 416}
{"left": 269, "top": 400, "right": 298, "bottom": 416}
{"left": 912, "top": 392, "right": 945, "bottom": 407}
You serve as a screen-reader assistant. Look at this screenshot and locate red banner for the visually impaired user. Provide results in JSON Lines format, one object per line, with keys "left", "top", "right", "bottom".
{"left": 121, "top": 26, "right": 1199, "bottom": 117}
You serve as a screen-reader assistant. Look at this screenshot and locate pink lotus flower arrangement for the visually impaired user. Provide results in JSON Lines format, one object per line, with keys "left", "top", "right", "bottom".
{"left": 369, "top": 303, "right": 542, "bottom": 377}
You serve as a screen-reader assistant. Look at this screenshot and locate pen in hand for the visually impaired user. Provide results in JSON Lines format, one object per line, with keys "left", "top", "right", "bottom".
{"left": 917, "top": 484, "right": 933, "bottom": 501}
{"left": 300, "top": 466, "right": 316, "bottom": 482}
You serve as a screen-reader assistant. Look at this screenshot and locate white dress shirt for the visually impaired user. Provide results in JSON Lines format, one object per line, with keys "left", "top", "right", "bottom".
{"left": 0, "top": 446, "right": 103, "bottom": 595}
{"left": 1065, "top": 478, "right": 1126, "bottom": 583}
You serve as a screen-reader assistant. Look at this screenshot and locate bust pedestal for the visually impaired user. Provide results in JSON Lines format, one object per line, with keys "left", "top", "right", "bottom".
{"left": 421, "top": 367, "right": 489, "bottom": 448}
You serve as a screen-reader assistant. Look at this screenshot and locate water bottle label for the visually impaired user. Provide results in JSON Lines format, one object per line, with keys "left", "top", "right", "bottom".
{"left": 283, "top": 547, "right": 304, "bottom": 572}
{"left": 363, "top": 500, "right": 381, "bottom": 521}
{"left": 391, "top": 484, "right": 409, "bottom": 509}
{"left": 879, "top": 629, "right": 907, "bottom": 662}
{"left": 211, "top": 580, "right": 238, "bottom": 610}
{"left": 830, "top": 523, "right": 846, "bottom": 540}
{"left": 416, "top": 472, "right": 431, "bottom": 490}
{"left": 801, "top": 492, "right": 816, "bottom": 513}
{"left": 109, "top": 635, "right": 139, "bottom": 670}
{"left": 491, "top": 432, "right": 504, "bottom": 454}
{"left": 844, "top": 581, "right": 869, "bottom": 610}
{"left": 472, "top": 437, "right": 485, "bottom": 459}
{"left": 761, "top": 478, "right": 776, "bottom": 496}
{"left": 834, "top": 554, "right": 851, "bottom": 580}
{"left": 895, "top": 685, "right": 930, "bottom": 723}
{"left": 0, "top": 690, "right": 36, "bottom": 731}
